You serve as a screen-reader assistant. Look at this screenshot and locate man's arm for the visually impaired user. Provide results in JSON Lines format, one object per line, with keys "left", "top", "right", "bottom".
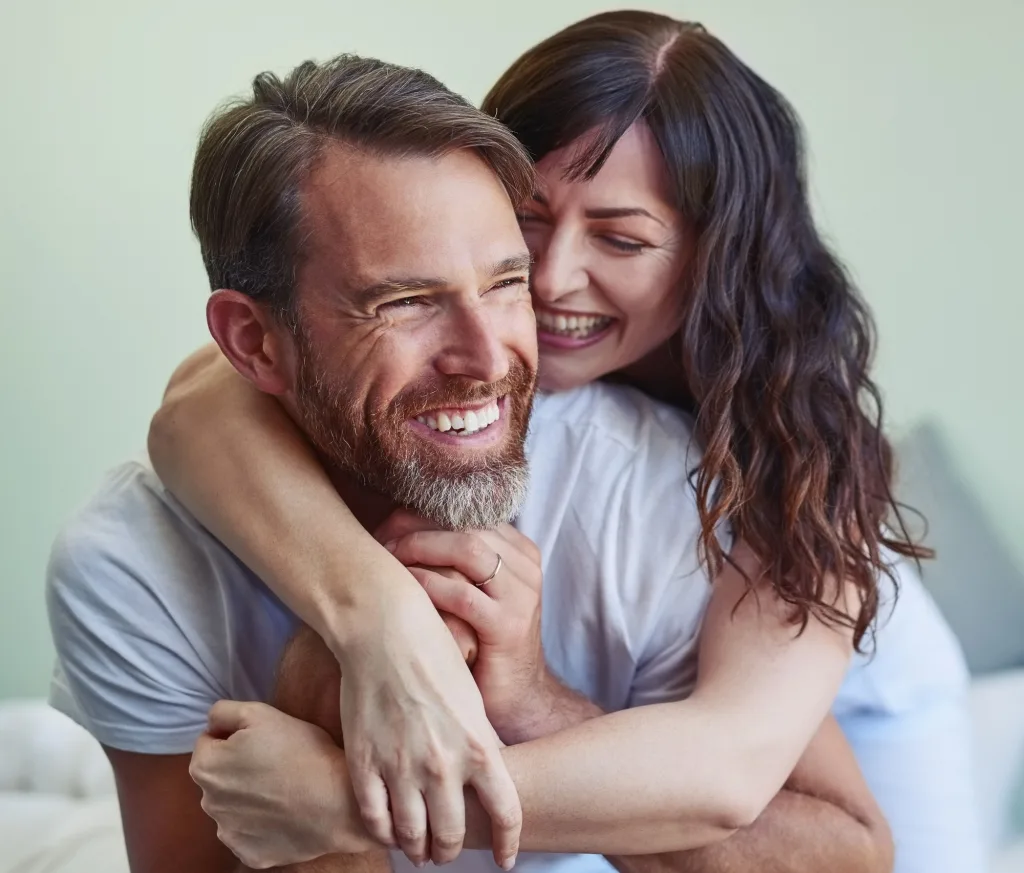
{"left": 105, "top": 746, "right": 385, "bottom": 873}
{"left": 103, "top": 748, "right": 241, "bottom": 873}
{"left": 604, "top": 717, "right": 894, "bottom": 873}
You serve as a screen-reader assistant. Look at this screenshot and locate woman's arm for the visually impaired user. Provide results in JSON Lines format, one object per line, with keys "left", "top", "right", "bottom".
{"left": 148, "top": 344, "right": 522, "bottom": 870}
{"left": 150, "top": 346, "right": 857, "bottom": 857}
{"left": 458, "top": 540, "right": 856, "bottom": 851}
{"left": 151, "top": 344, "right": 409, "bottom": 644}
{"left": 191, "top": 542, "right": 865, "bottom": 861}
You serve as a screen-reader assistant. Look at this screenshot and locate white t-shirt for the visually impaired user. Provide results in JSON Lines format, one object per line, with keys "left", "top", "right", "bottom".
{"left": 47, "top": 384, "right": 711, "bottom": 873}
{"left": 46, "top": 382, "right": 980, "bottom": 873}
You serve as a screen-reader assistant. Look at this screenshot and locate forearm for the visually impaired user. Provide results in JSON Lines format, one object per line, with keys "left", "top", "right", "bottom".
{"left": 252, "top": 852, "right": 391, "bottom": 873}
{"left": 460, "top": 700, "right": 749, "bottom": 855}
{"left": 606, "top": 787, "right": 893, "bottom": 873}
{"left": 149, "top": 346, "right": 416, "bottom": 644}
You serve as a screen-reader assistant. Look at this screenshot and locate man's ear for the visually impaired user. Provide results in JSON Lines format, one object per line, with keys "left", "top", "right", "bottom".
{"left": 206, "top": 289, "right": 293, "bottom": 396}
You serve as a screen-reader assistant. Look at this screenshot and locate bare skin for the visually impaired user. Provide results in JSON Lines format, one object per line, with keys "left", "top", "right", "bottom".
{"left": 255, "top": 622, "right": 892, "bottom": 873}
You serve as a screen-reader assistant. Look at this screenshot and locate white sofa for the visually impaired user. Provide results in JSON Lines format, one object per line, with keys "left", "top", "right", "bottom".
{"left": 2, "top": 673, "right": 1023, "bottom": 873}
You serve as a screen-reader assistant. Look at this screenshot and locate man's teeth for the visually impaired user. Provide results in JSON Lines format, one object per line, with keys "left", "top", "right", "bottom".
{"left": 416, "top": 400, "right": 501, "bottom": 436}
{"left": 535, "top": 310, "right": 613, "bottom": 338}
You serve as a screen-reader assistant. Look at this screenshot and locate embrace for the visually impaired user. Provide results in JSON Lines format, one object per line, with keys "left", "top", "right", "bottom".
{"left": 46, "top": 11, "right": 982, "bottom": 873}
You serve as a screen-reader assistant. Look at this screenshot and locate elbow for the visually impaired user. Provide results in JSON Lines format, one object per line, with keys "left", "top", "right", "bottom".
{"left": 710, "top": 767, "right": 783, "bottom": 833}
{"left": 860, "top": 813, "right": 895, "bottom": 873}
{"left": 714, "top": 794, "right": 768, "bottom": 834}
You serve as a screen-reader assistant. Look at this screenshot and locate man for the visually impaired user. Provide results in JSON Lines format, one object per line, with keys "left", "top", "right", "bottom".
{"left": 46, "top": 54, "right": 892, "bottom": 873}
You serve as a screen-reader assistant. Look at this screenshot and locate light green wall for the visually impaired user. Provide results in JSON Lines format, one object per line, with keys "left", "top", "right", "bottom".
{"left": 1, "top": 0, "right": 1021, "bottom": 698}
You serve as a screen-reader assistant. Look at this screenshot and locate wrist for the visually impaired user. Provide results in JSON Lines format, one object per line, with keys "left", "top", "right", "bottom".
{"left": 327, "top": 749, "right": 382, "bottom": 854}
{"left": 499, "top": 669, "right": 602, "bottom": 744}
{"left": 311, "top": 553, "right": 427, "bottom": 661}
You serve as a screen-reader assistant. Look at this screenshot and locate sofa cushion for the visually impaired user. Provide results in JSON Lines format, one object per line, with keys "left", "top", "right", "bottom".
{"left": 897, "top": 422, "right": 1024, "bottom": 675}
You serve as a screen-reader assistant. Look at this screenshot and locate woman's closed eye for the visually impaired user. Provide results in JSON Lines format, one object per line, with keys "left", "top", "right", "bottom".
{"left": 600, "top": 235, "right": 648, "bottom": 254}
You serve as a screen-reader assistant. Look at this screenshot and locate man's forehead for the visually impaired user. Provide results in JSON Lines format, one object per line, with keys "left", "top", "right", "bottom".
{"left": 299, "top": 144, "right": 526, "bottom": 290}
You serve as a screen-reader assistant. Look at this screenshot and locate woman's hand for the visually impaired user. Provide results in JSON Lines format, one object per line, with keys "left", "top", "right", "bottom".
{"left": 151, "top": 348, "right": 523, "bottom": 870}
{"left": 385, "top": 520, "right": 563, "bottom": 745}
{"left": 190, "top": 700, "right": 376, "bottom": 868}
{"left": 336, "top": 586, "right": 521, "bottom": 868}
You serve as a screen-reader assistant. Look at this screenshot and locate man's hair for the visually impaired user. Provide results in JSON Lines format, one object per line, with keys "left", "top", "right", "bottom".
{"left": 190, "top": 54, "right": 535, "bottom": 321}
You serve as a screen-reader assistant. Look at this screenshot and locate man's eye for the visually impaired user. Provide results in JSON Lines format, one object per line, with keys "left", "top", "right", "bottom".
{"left": 516, "top": 212, "right": 545, "bottom": 224}
{"left": 380, "top": 296, "right": 425, "bottom": 309}
{"left": 489, "top": 277, "right": 528, "bottom": 293}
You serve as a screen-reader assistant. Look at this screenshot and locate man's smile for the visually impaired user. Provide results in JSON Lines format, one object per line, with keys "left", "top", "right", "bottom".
{"left": 409, "top": 396, "right": 509, "bottom": 447}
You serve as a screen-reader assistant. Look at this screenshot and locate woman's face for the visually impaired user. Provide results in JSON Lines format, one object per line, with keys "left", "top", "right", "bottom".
{"left": 517, "top": 123, "right": 690, "bottom": 392}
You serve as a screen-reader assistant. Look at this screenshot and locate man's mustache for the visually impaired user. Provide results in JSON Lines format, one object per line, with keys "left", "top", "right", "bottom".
{"left": 392, "top": 359, "right": 536, "bottom": 419}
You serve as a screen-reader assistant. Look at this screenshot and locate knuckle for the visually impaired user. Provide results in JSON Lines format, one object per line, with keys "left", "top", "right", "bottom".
{"left": 421, "top": 751, "right": 450, "bottom": 782}
{"left": 465, "top": 535, "right": 487, "bottom": 562}
{"left": 466, "top": 739, "right": 492, "bottom": 771}
{"left": 364, "top": 814, "right": 395, "bottom": 844}
{"left": 433, "top": 830, "right": 466, "bottom": 851}
{"left": 361, "top": 808, "right": 389, "bottom": 828}
{"left": 394, "top": 825, "right": 427, "bottom": 843}
{"left": 457, "top": 588, "right": 479, "bottom": 616}
{"left": 522, "top": 538, "right": 541, "bottom": 564}
{"left": 493, "top": 804, "right": 524, "bottom": 832}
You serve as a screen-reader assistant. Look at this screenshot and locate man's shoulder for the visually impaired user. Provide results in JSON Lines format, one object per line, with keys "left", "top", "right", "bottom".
{"left": 46, "top": 458, "right": 294, "bottom": 755}
{"left": 48, "top": 457, "right": 242, "bottom": 598}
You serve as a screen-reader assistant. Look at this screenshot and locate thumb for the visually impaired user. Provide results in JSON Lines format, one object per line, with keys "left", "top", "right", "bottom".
{"left": 206, "top": 699, "right": 254, "bottom": 739}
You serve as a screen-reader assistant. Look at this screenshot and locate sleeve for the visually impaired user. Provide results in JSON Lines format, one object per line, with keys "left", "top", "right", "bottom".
{"left": 46, "top": 495, "right": 228, "bottom": 755}
{"left": 626, "top": 566, "right": 709, "bottom": 708}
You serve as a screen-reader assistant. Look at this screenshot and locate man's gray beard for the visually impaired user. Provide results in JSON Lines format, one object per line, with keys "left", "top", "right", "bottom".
{"left": 372, "top": 454, "right": 530, "bottom": 531}
{"left": 293, "top": 333, "right": 532, "bottom": 531}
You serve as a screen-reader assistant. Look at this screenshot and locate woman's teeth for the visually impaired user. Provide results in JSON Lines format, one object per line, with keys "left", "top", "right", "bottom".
{"left": 416, "top": 400, "right": 501, "bottom": 437}
{"left": 536, "top": 310, "right": 612, "bottom": 339}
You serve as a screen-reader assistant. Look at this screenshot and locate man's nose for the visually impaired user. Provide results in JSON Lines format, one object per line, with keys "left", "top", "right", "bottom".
{"left": 529, "top": 228, "right": 588, "bottom": 305}
{"left": 436, "top": 305, "right": 510, "bottom": 385}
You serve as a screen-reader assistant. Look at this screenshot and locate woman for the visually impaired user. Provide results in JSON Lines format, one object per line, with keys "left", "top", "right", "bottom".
{"left": 150, "top": 12, "right": 980, "bottom": 873}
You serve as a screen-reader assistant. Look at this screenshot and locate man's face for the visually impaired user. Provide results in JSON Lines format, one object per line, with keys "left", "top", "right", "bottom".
{"left": 283, "top": 145, "right": 538, "bottom": 530}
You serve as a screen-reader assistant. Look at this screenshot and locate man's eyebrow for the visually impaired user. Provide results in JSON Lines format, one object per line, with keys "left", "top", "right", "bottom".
{"left": 354, "top": 276, "right": 440, "bottom": 308}
{"left": 354, "top": 252, "right": 532, "bottom": 307}
{"left": 488, "top": 252, "right": 533, "bottom": 277}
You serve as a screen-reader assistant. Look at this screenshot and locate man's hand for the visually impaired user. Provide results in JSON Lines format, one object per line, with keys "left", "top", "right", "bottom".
{"left": 386, "top": 523, "right": 573, "bottom": 744}
{"left": 189, "top": 701, "right": 377, "bottom": 868}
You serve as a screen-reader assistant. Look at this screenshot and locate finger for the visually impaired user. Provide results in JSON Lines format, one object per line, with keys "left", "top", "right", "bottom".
{"left": 350, "top": 767, "right": 396, "bottom": 847}
{"left": 489, "top": 523, "right": 536, "bottom": 557}
{"left": 470, "top": 529, "right": 540, "bottom": 591}
{"left": 471, "top": 754, "right": 523, "bottom": 871}
{"left": 438, "top": 610, "right": 479, "bottom": 666}
{"left": 389, "top": 784, "right": 429, "bottom": 867}
{"left": 424, "top": 778, "right": 467, "bottom": 865}
{"left": 390, "top": 531, "right": 500, "bottom": 586}
{"left": 409, "top": 568, "right": 499, "bottom": 635}
{"left": 206, "top": 699, "right": 255, "bottom": 738}
{"left": 189, "top": 732, "right": 218, "bottom": 784}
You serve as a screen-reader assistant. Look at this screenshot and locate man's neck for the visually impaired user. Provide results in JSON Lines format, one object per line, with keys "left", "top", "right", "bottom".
{"left": 324, "top": 465, "right": 398, "bottom": 536}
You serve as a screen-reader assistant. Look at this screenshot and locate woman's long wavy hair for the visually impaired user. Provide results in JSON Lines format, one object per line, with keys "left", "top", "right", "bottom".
{"left": 483, "top": 11, "right": 930, "bottom": 647}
